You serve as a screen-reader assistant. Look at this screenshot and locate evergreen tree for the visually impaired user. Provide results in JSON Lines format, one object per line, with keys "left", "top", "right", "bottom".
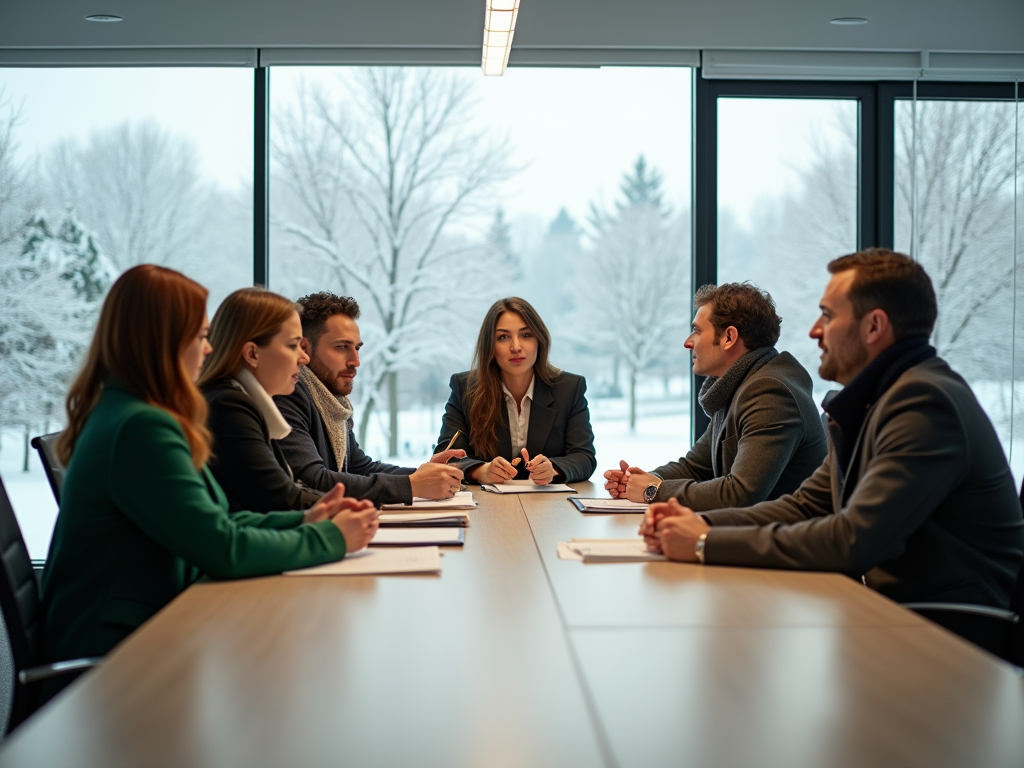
{"left": 487, "top": 208, "right": 517, "bottom": 275}
{"left": 617, "top": 155, "right": 665, "bottom": 212}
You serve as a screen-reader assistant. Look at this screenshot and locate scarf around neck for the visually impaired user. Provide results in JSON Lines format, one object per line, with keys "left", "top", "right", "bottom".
{"left": 299, "top": 365, "right": 354, "bottom": 471}
{"left": 233, "top": 369, "right": 292, "bottom": 441}
{"left": 698, "top": 346, "right": 779, "bottom": 418}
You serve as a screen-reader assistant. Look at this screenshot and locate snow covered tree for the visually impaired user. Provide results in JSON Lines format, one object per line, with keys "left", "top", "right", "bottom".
{"left": 273, "top": 68, "right": 516, "bottom": 454}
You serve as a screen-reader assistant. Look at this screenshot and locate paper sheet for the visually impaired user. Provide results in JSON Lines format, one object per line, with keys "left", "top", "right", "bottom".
{"left": 557, "top": 539, "right": 667, "bottom": 563}
{"left": 284, "top": 547, "right": 442, "bottom": 576}
{"left": 370, "top": 527, "right": 464, "bottom": 546}
{"left": 378, "top": 511, "right": 469, "bottom": 527}
{"left": 570, "top": 497, "right": 649, "bottom": 513}
{"left": 380, "top": 491, "right": 477, "bottom": 510}
{"left": 482, "top": 480, "right": 574, "bottom": 494}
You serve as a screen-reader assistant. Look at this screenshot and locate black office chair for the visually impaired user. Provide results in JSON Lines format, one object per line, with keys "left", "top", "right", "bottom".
{"left": 30, "top": 432, "right": 65, "bottom": 507}
{"left": 903, "top": 478, "right": 1024, "bottom": 669}
{"left": 0, "top": 473, "right": 100, "bottom": 734}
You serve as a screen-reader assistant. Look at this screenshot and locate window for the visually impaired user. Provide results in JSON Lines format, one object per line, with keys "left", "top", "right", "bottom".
{"left": 268, "top": 66, "right": 693, "bottom": 472}
{"left": 0, "top": 68, "right": 253, "bottom": 557}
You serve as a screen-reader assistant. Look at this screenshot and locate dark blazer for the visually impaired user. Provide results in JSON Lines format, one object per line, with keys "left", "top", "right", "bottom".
{"left": 274, "top": 378, "right": 415, "bottom": 506}
{"left": 702, "top": 357, "right": 1024, "bottom": 607}
{"left": 436, "top": 371, "right": 597, "bottom": 483}
{"left": 653, "top": 351, "right": 827, "bottom": 510}
{"left": 203, "top": 379, "right": 323, "bottom": 513}
{"left": 41, "top": 381, "right": 348, "bottom": 666}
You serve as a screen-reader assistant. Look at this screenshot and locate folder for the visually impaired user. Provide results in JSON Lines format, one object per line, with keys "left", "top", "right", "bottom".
{"left": 557, "top": 539, "right": 667, "bottom": 563}
{"left": 568, "top": 497, "right": 649, "bottom": 513}
{"left": 378, "top": 511, "right": 470, "bottom": 527}
{"left": 370, "top": 527, "right": 465, "bottom": 546}
{"left": 380, "top": 491, "right": 477, "bottom": 510}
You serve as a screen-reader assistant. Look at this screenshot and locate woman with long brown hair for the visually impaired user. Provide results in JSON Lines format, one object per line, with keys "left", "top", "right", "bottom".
{"left": 198, "top": 287, "right": 320, "bottom": 513}
{"left": 42, "top": 265, "right": 377, "bottom": 680}
{"left": 434, "top": 297, "right": 596, "bottom": 484}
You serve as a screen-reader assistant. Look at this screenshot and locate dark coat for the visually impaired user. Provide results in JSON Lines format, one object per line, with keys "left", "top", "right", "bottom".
{"left": 436, "top": 371, "right": 597, "bottom": 483}
{"left": 653, "top": 351, "right": 827, "bottom": 510}
{"left": 274, "top": 378, "right": 414, "bottom": 506}
{"left": 41, "top": 381, "right": 347, "bottom": 666}
{"left": 203, "top": 379, "right": 323, "bottom": 513}
{"left": 702, "top": 357, "right": 1024, "bottom": 606}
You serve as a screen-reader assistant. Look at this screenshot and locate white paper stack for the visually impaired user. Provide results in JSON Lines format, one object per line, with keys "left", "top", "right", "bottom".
{"left": 569, "top": 497, "right": 650, "bottom": 513}
{"left": 370, "top": 527, "right": 465, "bottom": 546}
{"left": 380, "top": 491, "right": 477, "bottom": 510}
{"left": 481, "top": 479, "right": 574, "bottom": 494}
{"left": 557, "top": 539, "right": 667, "bottom": 563}
{"left": 284, "top": 547, "right": 442, "bottom": 576}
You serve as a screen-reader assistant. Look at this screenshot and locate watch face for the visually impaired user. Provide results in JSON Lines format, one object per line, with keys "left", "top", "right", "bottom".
{"left": 644, "top": 484, "right": 657, "bottom": 503}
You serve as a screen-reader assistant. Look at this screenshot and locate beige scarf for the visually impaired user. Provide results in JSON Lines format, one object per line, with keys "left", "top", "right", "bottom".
{"left": 299, "top": 365, "right": 354, "bottom": 470}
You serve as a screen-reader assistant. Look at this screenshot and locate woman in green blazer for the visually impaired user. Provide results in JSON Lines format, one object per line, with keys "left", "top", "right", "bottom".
{"left": 41, "top": 265, "right": 378, "bottom": 681}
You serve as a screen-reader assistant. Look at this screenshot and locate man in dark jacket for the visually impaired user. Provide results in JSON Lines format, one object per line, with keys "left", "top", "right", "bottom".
{"left": 605, "top": 282, "right": 827, "bottom": 510}
{"left": 274, "top": 293, "right": 464, "bottom": 507}
{"left": 643, "top": 249, "right": 1024, "bottom": 608}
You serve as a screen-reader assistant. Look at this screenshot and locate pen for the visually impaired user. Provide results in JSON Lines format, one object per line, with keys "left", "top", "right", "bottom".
{"left": 444, "top": 430, "right": 461, "bottom": 452}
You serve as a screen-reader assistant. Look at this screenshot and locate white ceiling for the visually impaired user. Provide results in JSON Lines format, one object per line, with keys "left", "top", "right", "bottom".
{"left": 2, "top": 0, "right": 1022, "bottom": 54}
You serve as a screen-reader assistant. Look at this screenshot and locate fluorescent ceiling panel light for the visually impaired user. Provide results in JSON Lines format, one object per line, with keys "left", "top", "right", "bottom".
{"left": 481, "top": 0, "right": 519, "bottom": 76}
{"left": 85, "top": 14, "right": 123, "bottom": 22}
{"left": 829, "top": 17, "right": 868, "bottom": 25}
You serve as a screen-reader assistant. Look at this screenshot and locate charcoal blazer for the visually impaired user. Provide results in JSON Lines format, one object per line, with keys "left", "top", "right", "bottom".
{"left": 436, "top": 371, "right": 597, "bottom": 483}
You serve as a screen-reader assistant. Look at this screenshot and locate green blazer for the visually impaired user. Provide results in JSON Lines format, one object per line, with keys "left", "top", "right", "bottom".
{"left": 41, "top": 381, "right": 347, "bottom": 665}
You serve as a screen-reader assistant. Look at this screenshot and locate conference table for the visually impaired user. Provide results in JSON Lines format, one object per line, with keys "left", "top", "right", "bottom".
{"left": 2, "top": 483, "right": 1023, "bottom": 767}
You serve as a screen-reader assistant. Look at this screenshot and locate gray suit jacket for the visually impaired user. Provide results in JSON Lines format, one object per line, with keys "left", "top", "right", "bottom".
{"left": 702, "top": 357, "right": 1024, "bottom": 607}
{"left": 653, "top": 352, "right": 827, "bottom": 510}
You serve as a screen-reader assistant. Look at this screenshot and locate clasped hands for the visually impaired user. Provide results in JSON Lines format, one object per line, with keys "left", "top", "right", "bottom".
{"left": 604, "top": 459, "right": 660, "bottom": 502}
{"left": 638, "top": 497, "right": 710, "bottom": 561}
{"left": 302, "top": 483, "right": 379, "bottom": 552}
{"left": 472, "top": 448, "right": 556, "bottom": 485}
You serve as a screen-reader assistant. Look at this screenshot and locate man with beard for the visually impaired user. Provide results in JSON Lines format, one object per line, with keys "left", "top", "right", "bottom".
{"left": 641, "top": 249, "right": 1023, "bottom": 610}
{"left": 274, "top": 292, "right": 465, "bottom": 506}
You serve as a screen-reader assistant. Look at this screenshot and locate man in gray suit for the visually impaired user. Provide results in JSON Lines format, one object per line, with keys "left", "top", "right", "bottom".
{"left": 643, "top": 249, "right": 1024, "bottom": 608}
{"left": 604, "top": 282, "right": 827, "bottom": 510}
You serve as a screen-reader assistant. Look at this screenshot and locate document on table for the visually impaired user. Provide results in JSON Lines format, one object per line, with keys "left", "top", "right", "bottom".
{"left": 568, "top": 497, "right": 650, "bottom": 513}
{"left": 370, "top": 527, "right": 465, "bottom": 546}
{"left": 557, "top": 539, "right": 667, "bottom": 563}
{"left": 284, "top": 547, "right": 442, "bottom": 576}
{"left": 380, "top": 491, "right": 477, "bottom": 510}
{"left": 378, "top": 511, "right": 470, "bottom": 527}
{"left": 481, "top": 479, "right": 575, "bottom": 494}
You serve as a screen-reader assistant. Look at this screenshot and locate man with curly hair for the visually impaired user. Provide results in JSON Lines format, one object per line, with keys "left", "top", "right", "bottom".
{"left": 273, "top": 292, "right": 465, "bottom": 506}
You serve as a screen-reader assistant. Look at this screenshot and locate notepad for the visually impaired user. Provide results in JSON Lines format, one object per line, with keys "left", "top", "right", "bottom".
{"left": 481, "top": 479, "right": 575, "bottom": 493}
{"left": 378, "top": 511, "right": 470, "bottom": 527}
{"left": 557, "top": 539, "right": 667, "bottom": 563}
{"left": 380, "top": 491, "right": 477, "bottom": 510}
{"left": 370, "top": 527, "right": 465, "bottom": 546}
{"left": 568, "top": 497, "right": 650, "bottom": 513}
{"left": 284, "top": 547, "right": 442, "bottom": 576}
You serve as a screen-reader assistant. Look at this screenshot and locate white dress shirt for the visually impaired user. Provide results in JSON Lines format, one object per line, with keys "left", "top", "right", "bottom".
{"left": 502, "top": 376, "right": 535, "bottom": 460}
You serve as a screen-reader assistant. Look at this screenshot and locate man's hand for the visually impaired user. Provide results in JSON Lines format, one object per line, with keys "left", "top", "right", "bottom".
{"left": 624, "top": 468, "right": 660, "bottom": 503}
{"left": 603, "top": 460, "right": 629, "bottom": 498}
{"left": 409, "top": 462, "right": 464, "bottom": 499}
{"left": 430, "top": 449, "right": 467, "bottom": 464}
{"left": 304, "top": 483, "right": 373, "bottom": 524}
{"left": 330, "top": 503, "right": 380, "bottom": 553}
{"left": 521, "top": 448, "right": 556, "bottom": 485}
{"left": 643, "top": 498, "right": 710, "bottom": 561}
{"left": 470, "top": 457, "right": 517, "bottom": 484}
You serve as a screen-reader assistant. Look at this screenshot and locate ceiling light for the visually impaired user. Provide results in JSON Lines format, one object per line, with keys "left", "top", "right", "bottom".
{"left": 85, "top": 14, "right": 123, "bottom": 22}
{"left": 829, "top": 17, "right": 868, "bottom": 25}
{"left": 482, "top": 0, "right": 519, "bottom": 76}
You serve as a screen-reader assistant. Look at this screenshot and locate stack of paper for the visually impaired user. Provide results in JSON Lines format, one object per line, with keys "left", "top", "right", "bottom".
{"left": 378, "top": 511, "right": 470, "bottom": 527}
{"left": 568, "top": 497, "right": 650, "bottom": 513}
{"left": 557, "top": 538, "right": 666, "bottom": 563}
{"left": 481, "top": 479, "right": 575, "bottom": 494}
{"left": 380, "top": 491, "right": 477, "bottom": 510}
{"left": 370, "top": 527, "right": 465, "bottom": 547}
{"left": 284, "top": 547, "right": 442, "bottom": 576}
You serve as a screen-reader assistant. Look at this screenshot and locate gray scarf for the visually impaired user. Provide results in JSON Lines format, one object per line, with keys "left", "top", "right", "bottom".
{"left": 699, "top": 346, "right": 779, "bottom": 461}
{"left": 299, "top": 365, "right": 354, "bottom": 471}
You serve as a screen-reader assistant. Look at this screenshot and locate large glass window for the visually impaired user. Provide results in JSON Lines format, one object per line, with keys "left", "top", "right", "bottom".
{"left": 717, "top": 98, "right": 859, "bottom": 406}
{"left": 269, "top": 66, "right": 692, "bottom": 472}
{"left": 0, "top": 68, "right": 253, "bottom": 558}
{"left": 895, "top": 97, "right": 1023, "bottom": 479}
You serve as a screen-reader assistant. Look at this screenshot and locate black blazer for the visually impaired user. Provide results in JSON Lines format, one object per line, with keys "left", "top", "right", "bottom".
{"left": 436, "top": 371, "right": 596, "bottom": 483}
{"left": 203, "top": 380, "right": 323, "bottom": 513}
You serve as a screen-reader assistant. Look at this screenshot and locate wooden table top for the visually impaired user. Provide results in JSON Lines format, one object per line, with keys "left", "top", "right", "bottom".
{"left": 2, "top": 482, "right": 1021, "bottom": 768}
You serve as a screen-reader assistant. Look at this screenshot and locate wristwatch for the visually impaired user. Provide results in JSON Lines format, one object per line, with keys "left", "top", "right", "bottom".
{"left": 643, "top": 481, "right": 660, "bottom": 503}
{"left": 695, "top": 533, "right": 708, "bottom": 564}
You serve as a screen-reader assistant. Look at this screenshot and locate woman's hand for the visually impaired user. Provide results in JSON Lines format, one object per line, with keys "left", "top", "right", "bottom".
{"left": 304, "top": 483, "right": 360, "bottom": 524}
{"left": 471, "top": 456, "right": 517, "bottom": 484}
{"left": 331, "top": 503, "right": 379, "bottom": 553}
{"left": 521, "top": 448, "right": 555, "bottom": 485}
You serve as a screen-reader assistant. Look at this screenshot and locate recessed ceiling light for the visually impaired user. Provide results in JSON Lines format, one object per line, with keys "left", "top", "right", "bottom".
{"left": 830, "top": 17, "right": 868, "bottom": 25}
{"left": 85, "top": 14, "right": 123, "bottom": 22}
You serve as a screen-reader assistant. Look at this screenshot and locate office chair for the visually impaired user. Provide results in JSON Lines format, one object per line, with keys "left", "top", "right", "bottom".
{"left": 0, "top": 474, "right": 100, "bottom": 734}
{"left": 29, "top": 432, "right": 64, "bottom": 507}
{"left": 902, "top": 477, "right": 1024, "bottom": 670}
